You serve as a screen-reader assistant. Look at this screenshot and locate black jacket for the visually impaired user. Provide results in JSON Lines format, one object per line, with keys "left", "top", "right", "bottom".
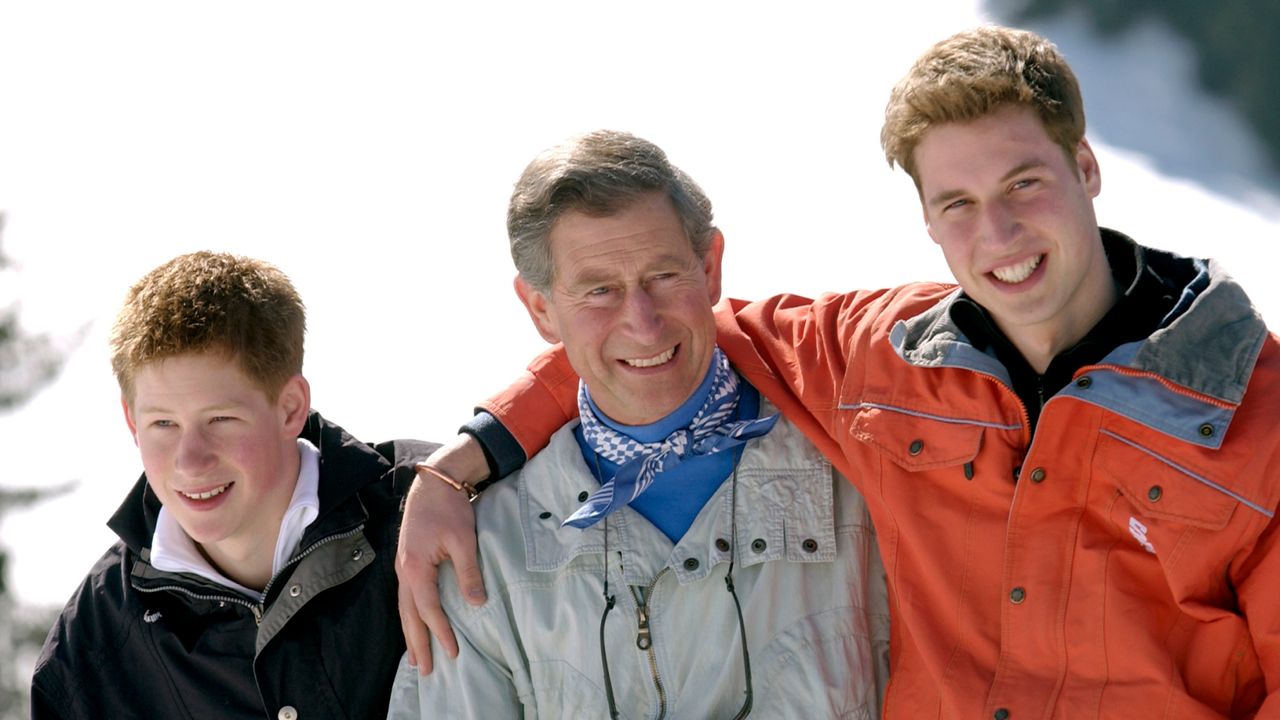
{"left": 31, "top": 412, "right": 435, "bottom": 720}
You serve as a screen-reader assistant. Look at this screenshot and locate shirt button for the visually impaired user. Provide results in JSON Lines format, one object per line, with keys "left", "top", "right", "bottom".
{"left": 908, "top": 439, "right": 924, "bottom": 456}
{"left": 1199, "top": 423, "right": 1215, "bottom": 437}
{"left": 682, "top": 558, "right": 700, "bottom": 571}
{"left": 1148, "top": 485, "right": 1163, "bottom": 502}
{"left": 577, "top": 491, "right": 590, "bottom": 502}
{"left": 715, "top": 538, "right": 730, "bottom": 552}
{"left": 278, "top": 706, "right": 299, "bottom": 720}
{"left": 288, "top": 585, "right": 302, "bottom": 598}
{"left": 1010, "top": 587, "right": 1026, "bottom": 604}
{"left": 351, "top": 548, "right": 363, "bottom": 561}
{"left": 802, "top": 538, "right": 819, "bottom": 553}
{"left": 751, "top": 538, "right": 767, "bottom": 553}
{"left": 1029, "top": 468, "right": 1046, "bottom": 483}
{"left": 1075, "top": 376, "right": 1092, "bottom": 389}
{"left": 994, "top": 709, "right": 1010, "bottom": 720}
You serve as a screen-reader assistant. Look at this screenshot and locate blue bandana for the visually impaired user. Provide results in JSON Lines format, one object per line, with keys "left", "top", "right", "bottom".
{"left": 564, "top": 347, "right": 779, "bottom": 529}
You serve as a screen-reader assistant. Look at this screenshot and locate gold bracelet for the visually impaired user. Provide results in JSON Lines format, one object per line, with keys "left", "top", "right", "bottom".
{"left": 415, "top": 463, "right": 481, "bottom": 503}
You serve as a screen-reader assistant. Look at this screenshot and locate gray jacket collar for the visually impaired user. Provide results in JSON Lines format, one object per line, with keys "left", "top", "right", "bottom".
{"left": 891, "top": 242, "right": 1268, "bottom": 446}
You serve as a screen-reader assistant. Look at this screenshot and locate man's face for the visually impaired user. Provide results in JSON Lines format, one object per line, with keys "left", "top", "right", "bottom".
{"left": 517, "top": 191, "right": 724, "bottom": 426}
{"left": 124, "top": 352, "right": 309, "bottom": 572}
{"left": 915, "top": 104, "right": 1112, "bottom": 352}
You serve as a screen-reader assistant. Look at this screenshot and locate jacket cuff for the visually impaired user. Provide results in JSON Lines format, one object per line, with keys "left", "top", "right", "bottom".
{"left": 459, "top": 412, "right": 524, "bottom": 481}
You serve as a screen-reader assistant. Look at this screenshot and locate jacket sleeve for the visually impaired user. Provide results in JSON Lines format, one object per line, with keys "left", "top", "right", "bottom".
{"left": 1235, "top": 508, "right": 1280, "bottom": 717}
{"left": 474, "top": 343, "right": 580, "bottom": 464}
{"left": 712, "top": 291, "right": 900, "bottom": 477}
{"left": 30, "top": 675, "right": 71, "bottom": 720}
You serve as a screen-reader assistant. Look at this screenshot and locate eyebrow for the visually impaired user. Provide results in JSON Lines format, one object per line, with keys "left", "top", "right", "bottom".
{"left": 925, "top": 158, "right": 1049, "bottom": 208}
{"left": 135, "top": 401, "right": 245, "bottom": 415}
{"left": 562, "top": 252, "right": 695, "bottom": 289}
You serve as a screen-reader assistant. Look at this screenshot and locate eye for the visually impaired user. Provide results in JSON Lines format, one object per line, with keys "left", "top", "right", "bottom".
{"left": 942, "top": 198, "right": 970, "bottom": 212}
{"left": 587, "top": 286, "right": 612, "bottom": 297}
{"left": 1011, "top": 178, "right": 1038, "bottom": 191}
{"left": 210, "top": 415, "right": 238, "bottom": 423}
{"left": 151, "top": 419, "right": 176, "bottom": 428}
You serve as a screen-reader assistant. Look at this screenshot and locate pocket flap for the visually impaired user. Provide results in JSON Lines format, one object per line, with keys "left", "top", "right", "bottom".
{"left": 1097, "top": 430, "right": 1237, "bottom": 531}
{"left": 851, "top": 405, "right": 984, "bottom": 471}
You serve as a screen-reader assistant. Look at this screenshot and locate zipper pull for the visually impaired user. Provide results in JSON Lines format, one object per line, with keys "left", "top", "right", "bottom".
{"left": 252, "top": 604, "right": 263, "bottom": 626}
{"left": 635, "top": 606, "right": 652, "bottom": 650}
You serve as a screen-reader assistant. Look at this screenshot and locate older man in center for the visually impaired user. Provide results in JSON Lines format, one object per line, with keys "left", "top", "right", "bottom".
{"left": 387, "top": 130, "right": 888, "bottom": 719}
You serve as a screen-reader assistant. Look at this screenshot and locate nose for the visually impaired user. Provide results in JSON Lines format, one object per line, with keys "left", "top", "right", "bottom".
{"left": 979, "top": 198, "right": 1021, "bottom": 248}
{"left": 174, "top": 428, "right": 217, "bottom": 476}
{"left": 620, "top": 287, "right": 664, "bottom": 344}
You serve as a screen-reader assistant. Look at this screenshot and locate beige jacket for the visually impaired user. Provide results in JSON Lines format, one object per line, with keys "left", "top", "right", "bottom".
{"left": 388, "top": 402, "right": 890, "bottom": 719}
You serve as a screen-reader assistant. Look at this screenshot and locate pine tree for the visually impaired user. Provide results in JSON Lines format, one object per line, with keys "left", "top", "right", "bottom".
{"left": 0, "top": 214, "right": 75, "bottom": 719}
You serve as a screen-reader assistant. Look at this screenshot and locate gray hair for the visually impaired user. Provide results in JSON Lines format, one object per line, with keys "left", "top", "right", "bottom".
{"left": 507, "top": 130, "right": 716, "bottom": 291}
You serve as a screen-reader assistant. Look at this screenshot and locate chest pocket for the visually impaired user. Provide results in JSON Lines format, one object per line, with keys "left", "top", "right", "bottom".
{"left": 850, "top": 404, "right": 984, "bottom": 472}
{"left": 1096, "top": 428, "right": 1238, "bottom": 533}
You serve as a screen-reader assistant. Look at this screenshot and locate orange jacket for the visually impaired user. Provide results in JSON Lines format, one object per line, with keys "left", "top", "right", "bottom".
{"left": 481, "top": 258, "right": 1280, "bottom": 719}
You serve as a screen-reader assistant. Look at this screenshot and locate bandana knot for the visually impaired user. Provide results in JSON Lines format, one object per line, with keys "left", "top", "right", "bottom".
{"left": 564, "top": 347, "right": 779, "bottom": 529}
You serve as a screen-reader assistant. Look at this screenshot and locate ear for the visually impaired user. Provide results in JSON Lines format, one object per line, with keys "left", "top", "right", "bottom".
{"left": 1076, "top": 137, "right": 1102, "bottom": 199}
{"left": 277, "top": 374, "right": 311, "bottom": 437}
{"left": 702, "top": 230, "right": 726, "bottom": 304}
{"left": 121, "top": 394, "right": 140, "bottom": 447}
{"left": 513, "top": 275, "right": 562, "bottom": 344}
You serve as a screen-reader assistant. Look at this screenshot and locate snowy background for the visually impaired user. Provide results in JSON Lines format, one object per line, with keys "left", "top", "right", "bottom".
{"left": 0, "top": 0, "right": 1276, "bottom": 665}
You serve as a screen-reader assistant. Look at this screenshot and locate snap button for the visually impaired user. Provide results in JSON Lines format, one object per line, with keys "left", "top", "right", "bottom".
{"left": 288, "top": 585, "right": 301, "bottom": 598}
{"left": 801, "top": 538, "right": 819, "bottom": 553}
{"left": 1029, "top": 468, "right": 1046, "bottom": 483}
{"left": 1009, "top": 587, "right": 1026, "bottom": 604}
{"left": 1199, "top": 423, "right": 1214, "bottom": 437}
{"left": 577, "top": 491, "right": 590, "bottom": 502}
{"left": 750, "top": 538, "right": 767, "bottom": 553}
{"left": 278, "top": 705, "right": 298, "bottom": 720}
{"left": 715, "top": 538, "right": 730, "bottom": 552}
{"left": 682, "top": 558, "right": 699, "bottom": 571}
{"left": 1148, "top": 485, "right": 1163, "bottom": 502}
{"left": 908, "top": 439, "right": 924, "bottom": 456}
{"left": 351, "top": 548, "right": 363, "bottom": 561}
{"left": 1075, "top": 376, "right": 1092, "bottom": 389}
{"left": 994, "top": 709, "right": 1010, "bottom": 720}
{"left": 538, "top": 511, "right": 552, "bottom": 520}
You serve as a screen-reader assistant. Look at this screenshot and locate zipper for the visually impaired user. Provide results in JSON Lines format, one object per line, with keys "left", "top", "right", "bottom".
{"left": 135, "top": 583, "right": 263, "bottom": 623}
{"left": 627, "top": 567, "right": 670, "bottom": 720}
{"left": 1088, "top": 363, "right": 1238, "bottom": 410}
{"left": 260, "top": 525, "right": 366, "bottom": 608}
{"left": 138, "top": 525, "right": 366, "bottom": 626}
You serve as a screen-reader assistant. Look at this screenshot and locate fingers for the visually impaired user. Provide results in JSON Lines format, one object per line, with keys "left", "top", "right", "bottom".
{"left": 420, "top": 574, "right": 459, "bottom": 669}
{"left": 397, "top": 579, "right": 432, "bottom": 675}
{"left": 447, "top": 528, "right": 487, "bottom": 606}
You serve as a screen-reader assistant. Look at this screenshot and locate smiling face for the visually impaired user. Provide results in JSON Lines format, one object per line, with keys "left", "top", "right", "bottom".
{"left": 516, "top": 191, "right": 724, "bottom": 426}
{"left": 124, "top": 351, "right": 309, "bottom": 584}
{"left": 915, "top": 104, "right": 1115, "bottom": 368}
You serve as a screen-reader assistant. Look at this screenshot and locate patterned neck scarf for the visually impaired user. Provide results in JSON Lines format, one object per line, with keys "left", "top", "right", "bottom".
{"left": 564, "top": 347, "right": 779, "bottom": 529}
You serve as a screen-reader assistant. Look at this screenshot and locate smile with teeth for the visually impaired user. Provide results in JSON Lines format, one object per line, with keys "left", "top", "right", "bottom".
{"left": 991, "top": 255, "right": 1043, "bottom": 284}
{"left": 624, "top": 346, "right": 676, "bottom": 368}
{"left": 180, "top": 483, "right": 232, "bottom": 501}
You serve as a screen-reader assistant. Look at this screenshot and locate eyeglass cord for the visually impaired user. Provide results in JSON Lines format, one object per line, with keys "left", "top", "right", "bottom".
{"left": 595, "top": 452, "right": 753, "bottom": 719}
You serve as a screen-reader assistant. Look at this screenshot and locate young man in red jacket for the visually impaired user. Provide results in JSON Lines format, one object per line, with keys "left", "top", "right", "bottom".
{"left": 398, "top": 25, "right": 1280, "bottom": 718}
